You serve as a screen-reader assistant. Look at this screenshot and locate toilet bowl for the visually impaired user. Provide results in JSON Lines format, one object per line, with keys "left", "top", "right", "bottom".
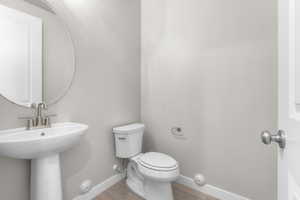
{"left": 126, "top": 156, "right": 144, "bottom": 197}
{"left": 127, "top": 152, "right": 179, "bottom": 200}
{"left": 112, "top": 123, "right": 180, "bottom": 200}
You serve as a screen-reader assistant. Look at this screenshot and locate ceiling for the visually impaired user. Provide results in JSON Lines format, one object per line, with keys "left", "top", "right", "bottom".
{"left": 24, "top": 0, "right": 54, "bottom": 13}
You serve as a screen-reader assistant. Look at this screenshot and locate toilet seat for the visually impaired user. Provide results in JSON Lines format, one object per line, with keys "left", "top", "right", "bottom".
{"left": 133, "top": 152, "right": 179, "bottom": 183}
{"left": 138, "top": 152, "right": 178, "bottom": 171}
{"left": 138, "top": 161, "right": 179, "bottom": 182}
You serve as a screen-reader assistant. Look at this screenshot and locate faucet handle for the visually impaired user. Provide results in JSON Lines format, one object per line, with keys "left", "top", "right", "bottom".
{"left": 43, "top": 114, "right": 56, "bottom": 127}
{"left": 18, "top": 117, "right": 35, "bottom": 130}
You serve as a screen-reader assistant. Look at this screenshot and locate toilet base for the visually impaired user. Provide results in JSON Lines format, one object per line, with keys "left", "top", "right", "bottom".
{"left": 126, "top": 178, "right": 174, "bottom": 200}
{"left": 126, "top": 155, "right": 177, "bottom": 200}
{"left": 144, "top": 179, "right": 174, "bottom": 200}
{"left": 126, "top": 176, "right": 144, "bottom": 198}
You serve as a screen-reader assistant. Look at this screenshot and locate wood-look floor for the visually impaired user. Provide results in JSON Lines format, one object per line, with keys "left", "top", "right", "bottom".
{"left": 95, "top": 180, "right": 219, "bottom": 200}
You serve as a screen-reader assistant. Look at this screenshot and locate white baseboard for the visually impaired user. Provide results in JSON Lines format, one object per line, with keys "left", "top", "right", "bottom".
{"left": 176, "top": 175, "right": 251, "bottom": 200}
{"left": 73, "top": 173, "right": 251, "bottom": 200}
{"left": 72, "top": 173, "right": 125, "bottom": 200}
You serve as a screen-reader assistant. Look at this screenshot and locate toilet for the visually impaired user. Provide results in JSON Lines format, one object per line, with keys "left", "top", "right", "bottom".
{"left": 113, "top": 123, "right": 180, "bottom": 200}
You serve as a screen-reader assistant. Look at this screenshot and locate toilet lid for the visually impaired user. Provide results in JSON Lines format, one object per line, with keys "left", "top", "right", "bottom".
{"left": 139, "top": 152, "right": 178, "bottom": 170}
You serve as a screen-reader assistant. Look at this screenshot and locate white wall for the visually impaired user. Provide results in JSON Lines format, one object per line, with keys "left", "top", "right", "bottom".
{"left": 0, "top": 0, "right": 140, "bottom": 199}
{"left": 141, "top": 0, "right": 277, "bottom": 200}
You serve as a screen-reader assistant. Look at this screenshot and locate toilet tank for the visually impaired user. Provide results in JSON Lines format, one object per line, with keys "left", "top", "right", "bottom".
{"left": 113, "top": 123, "right": 145, "bottom": 158}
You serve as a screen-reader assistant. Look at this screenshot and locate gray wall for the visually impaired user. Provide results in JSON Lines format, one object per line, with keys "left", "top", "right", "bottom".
{"left": 141, "top": 0, "right": 277, "bottom": 200}
{"left": 0, "top": 0, "right": 140, "bottom": 199}
{"left": 0, "top": 0, "right": 277, "bottom": 200}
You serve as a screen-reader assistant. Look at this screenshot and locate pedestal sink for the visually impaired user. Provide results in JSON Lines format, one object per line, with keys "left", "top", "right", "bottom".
{"left": 0, "top": 122, "right": 88, "bottom": 200}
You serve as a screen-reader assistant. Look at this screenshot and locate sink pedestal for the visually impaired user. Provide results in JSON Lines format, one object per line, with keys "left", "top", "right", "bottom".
{"left": 31, "top": 154, "right": 63, "bottom": 200}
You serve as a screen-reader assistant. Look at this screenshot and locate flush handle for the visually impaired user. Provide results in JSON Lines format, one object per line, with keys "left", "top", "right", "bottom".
{"left": 261, "top": 130, "right": 286, "bottom": 149}
{"left": 118, "top": 137, "right": 127, "bottom": 140}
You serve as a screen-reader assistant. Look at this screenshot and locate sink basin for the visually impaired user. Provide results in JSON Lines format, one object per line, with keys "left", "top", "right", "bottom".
{"left": 0, "top": 122, "right": 88, "bottom": 200}
{"left": 0, "top": 122, "right": 88, "bottom": 159}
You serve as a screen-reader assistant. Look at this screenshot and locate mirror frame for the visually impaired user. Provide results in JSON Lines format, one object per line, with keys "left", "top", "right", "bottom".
{"left": 0, "top": 0, "right": 76, "bottom": 108}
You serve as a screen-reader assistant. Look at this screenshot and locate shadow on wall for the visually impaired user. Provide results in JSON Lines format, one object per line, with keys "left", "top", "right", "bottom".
{"left": 61, "top": 136, "right": 92, "bottom": 179}
{"left": 61, "top": 136, "right": 92, "bottom": 199}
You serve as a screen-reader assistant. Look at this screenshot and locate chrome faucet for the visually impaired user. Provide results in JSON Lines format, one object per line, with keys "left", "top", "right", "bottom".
{"left": 20, "top": 102, "right": 56, "bottom": 130}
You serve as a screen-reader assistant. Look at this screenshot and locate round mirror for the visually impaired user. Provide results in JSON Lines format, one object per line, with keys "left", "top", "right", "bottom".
{"left": 0, "top": 0, "right": 75, "bottom": 107}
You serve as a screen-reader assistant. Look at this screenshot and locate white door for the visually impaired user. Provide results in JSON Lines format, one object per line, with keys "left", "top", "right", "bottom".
{"left": 268, "top": 0, "right": 300, "bottom": 199}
